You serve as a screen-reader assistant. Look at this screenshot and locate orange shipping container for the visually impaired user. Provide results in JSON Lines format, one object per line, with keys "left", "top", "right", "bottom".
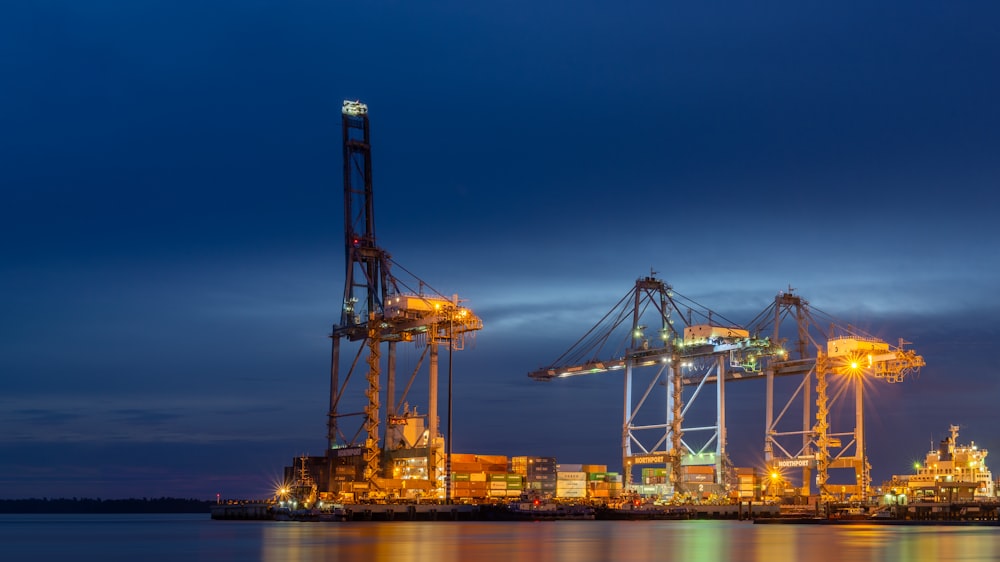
{"left": 477, "top": 455, "right": 508, "bottom": 465}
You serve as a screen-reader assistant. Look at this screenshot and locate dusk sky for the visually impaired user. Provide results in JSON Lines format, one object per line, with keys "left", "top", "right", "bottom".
{"left": 3, "top": 1, "right": 999, "bottom": 500}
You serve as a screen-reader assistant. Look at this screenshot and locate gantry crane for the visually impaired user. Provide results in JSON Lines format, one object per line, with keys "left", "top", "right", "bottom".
{"left": 529, "top": 275, "right": 780, "bottom": 494}
{"left": 813, "top": 335, "right": 924, "bottom": 502}
{"left": 748, "top": 290, "right": 924, "bottom": 502}
{"left": 531, "top": 278, "right": 923, "bottom": 502}
{"left": 330, "top": 100, "right": 482, "bottom": 495}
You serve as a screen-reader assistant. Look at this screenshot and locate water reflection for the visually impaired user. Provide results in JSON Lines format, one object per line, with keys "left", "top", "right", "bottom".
{"left": 260, "top": 520, "right": 1000, "bottom": 562}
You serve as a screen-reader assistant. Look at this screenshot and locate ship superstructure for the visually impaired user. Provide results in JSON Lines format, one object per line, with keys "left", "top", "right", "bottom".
{"left": 904, "top": 425, "right": 994, "bottom": 501}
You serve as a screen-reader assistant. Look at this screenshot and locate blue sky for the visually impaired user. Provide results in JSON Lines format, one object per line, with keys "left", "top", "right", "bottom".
{"left": 2, "top": 1, "right": 999, "bottom": 499}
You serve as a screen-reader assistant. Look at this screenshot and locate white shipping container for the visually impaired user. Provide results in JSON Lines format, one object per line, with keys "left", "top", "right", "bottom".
{"left": 684, "top": 325, "right": 749, "bottom": 341}
{"left": 557, "top": 482, "right": 587, "bottom": 491}
{"left": 556, "top": 488, "right": 587, "bottom": 499}
{"left": 557, "top": 471, "right": 586, "bottom": 481}
{"left": 826, "top": 337, "right": 890, "bottom": 358}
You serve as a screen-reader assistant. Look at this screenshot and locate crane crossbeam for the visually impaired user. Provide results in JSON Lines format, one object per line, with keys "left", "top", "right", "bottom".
{"left": 529, "top": 337, "right": 778, "bottom": 381}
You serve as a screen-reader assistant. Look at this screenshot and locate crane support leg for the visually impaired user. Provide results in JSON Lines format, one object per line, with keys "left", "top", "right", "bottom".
{"left": 814, "top": 352, "right": 830, "bottom": 501}
{"left": 363, "top": 327, "right": 381, "bottom": 484}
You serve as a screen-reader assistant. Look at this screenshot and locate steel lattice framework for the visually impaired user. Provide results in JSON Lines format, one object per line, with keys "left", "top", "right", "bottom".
{"left": 530, "top": 277, "right": 923, "bottom": 501}
{"left": 329, "top": 101, "right": 482, "bottom": 497}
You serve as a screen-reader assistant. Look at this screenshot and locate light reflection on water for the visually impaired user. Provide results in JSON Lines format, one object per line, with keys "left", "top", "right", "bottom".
{"left": 260, "top": 520, "right": 1000, "bottom": 562}
{"left": 2, "top": 515, "right": 999, "bottom": 562}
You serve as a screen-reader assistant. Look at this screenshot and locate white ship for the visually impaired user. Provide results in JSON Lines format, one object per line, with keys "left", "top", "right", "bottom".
{"left": 904, "top": 425, "right": 995, "bottom": 501}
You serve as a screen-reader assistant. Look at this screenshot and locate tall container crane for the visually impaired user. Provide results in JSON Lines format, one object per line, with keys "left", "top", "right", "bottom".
{"left": 529, "top": 274, "right": 778, "bottom": 496}
{"left": 749, "top": 290, "right": 925, "bottom": 502}
{"left": 813, "top": 336, "right": 924, "bottom": 502}
{"left": 328, "top": 100, "right": 482, "bottom": 499}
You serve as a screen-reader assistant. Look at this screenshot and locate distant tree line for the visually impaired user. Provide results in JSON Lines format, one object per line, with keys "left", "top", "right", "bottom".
{"left": 0, "top": 497, "right": 212, "bottom": 513}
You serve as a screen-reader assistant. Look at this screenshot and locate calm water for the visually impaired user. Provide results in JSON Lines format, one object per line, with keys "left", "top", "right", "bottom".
{"left": 3, "top": 514, "right": 1000, "bottom": 562}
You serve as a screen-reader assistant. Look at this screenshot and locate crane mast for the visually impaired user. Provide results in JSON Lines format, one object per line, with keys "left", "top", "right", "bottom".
{"left": 329, "top": 100, "right": 482, "bottom": 498}
{"left": 331, "top": 100, "right": 392, "bottom": 482}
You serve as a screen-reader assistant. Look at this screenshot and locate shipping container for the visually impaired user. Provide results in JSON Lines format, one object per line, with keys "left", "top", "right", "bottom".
{"left": 527, "top": 473, "right": 556, "bottom": 483}
{"left": 682, "top": 473, "right": 715, "bottom": 483}
{"left": 683, "top": 325, "right": 749, "bottom": 341}
{"left": 557, "top": 463, "right": 583, "bottom": 472}
{"left": 477, "top": 455, "right": 508, "bottom": 465}
{"left": 826, "top": 336, "right": 890, "bottom": 358}
{"left": 557, "top": 471, "right": 586, "bottom": 481}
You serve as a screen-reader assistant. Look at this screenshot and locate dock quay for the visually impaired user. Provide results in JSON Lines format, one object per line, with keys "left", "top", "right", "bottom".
{"left": 211, "top": 501, "right": 781, "bottom": 522}
{"left": 210, "top": 502, "right": 272, "bottom": 520}
{"left": 339, "top": 504, "right": 479, "bottom": 521}
{"left": 752, "top": 501, "right": 1000, "bottom": 525}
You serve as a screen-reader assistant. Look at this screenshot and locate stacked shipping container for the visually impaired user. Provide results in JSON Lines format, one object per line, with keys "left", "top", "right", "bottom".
{"left": 449, "top": 453, "right": 521, "bottom": 500}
